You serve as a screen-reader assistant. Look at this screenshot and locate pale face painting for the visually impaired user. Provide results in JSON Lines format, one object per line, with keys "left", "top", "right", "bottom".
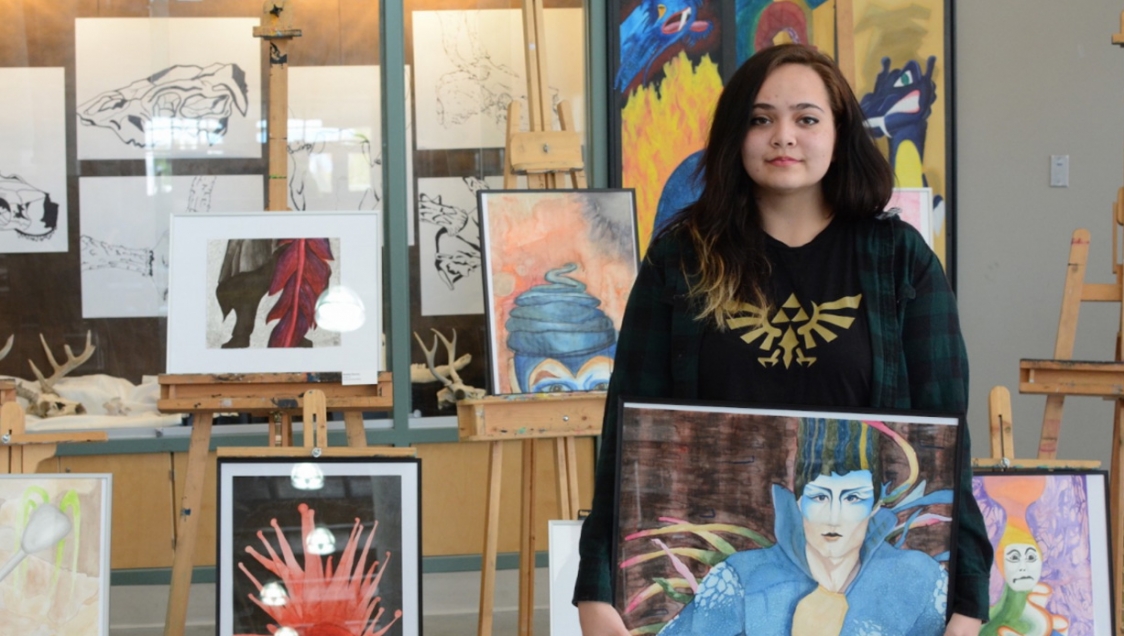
{"left": 1003, "top": 543, "right": 1043, "bottom": 592}
{"left": 741, "top": 64, "right": 837, "bottom": 202}
{"left": 798, "top": 470, "right": 878, "bottom": 560}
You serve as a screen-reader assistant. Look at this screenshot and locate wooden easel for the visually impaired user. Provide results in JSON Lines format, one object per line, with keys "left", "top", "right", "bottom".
{"left": 467, "top": 3, "right": 595, "bottom": 635}
{"left": 1015, "top": 225, "right": 1124, "bottom": 629}
{"left": 461, "top": 393, "right": 603, "bottom": 636}
{"left": 159, "top": 373, "right": 396, "bottom": 636}
{"left": 0, "top": 400, "right": 107, "bottom": 475}
{"left": 973, "top": 386, "right": 1101, "bottom": 471}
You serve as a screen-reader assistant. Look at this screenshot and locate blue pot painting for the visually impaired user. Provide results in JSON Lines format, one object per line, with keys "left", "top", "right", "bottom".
{"left": 505, "top": 263, "right": 616, "bottom": 393}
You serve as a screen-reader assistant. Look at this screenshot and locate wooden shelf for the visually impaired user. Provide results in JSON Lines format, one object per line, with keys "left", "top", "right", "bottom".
{"left": 456, "top": 392, "right": 605, "bottom": 441}
{"left": 1019, "top": 359, "right": 1124, "bottom": 397}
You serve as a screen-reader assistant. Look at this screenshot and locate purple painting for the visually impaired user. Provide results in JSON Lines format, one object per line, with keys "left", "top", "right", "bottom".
{"left": 972, "top": 472, "right": 1112, "bottom": 635}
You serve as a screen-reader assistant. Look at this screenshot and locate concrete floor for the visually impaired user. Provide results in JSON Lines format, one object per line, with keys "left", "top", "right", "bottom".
{"left": 110, "top": 568, "right": 556, "bottom": 635}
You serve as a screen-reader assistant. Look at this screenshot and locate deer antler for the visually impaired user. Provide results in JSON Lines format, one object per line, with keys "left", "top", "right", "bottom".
{"left": 432, "top": 329, "right": 465, "bottom": 386}
{"left": 413, "top": 330, "right": 454, "bottom": 390}
{"left": 0, "top": 335, "right": 11, "bottom": 362}
{"left": 29, "top": 331, "right": 96, "bottom": 394}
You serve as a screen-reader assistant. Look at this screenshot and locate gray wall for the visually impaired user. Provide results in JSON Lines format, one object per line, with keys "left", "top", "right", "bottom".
{"left": 957, "top": 1, "right": 1124, "bottom": 466}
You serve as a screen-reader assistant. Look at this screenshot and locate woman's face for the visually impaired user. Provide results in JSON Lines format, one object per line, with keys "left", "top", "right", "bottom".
{"left": 798, "top": 469, "right": 877, "bottom": 561}
{"left": 1003, "top": 543, "right": 1043, "bottom": 592}
{"left": 741, "top": 63, "right": 837, "bottom": 201}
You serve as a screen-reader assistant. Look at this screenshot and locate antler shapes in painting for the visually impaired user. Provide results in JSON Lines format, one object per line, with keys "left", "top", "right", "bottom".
{"left": 266, "top": 239, "right": 334, "bottom": 348}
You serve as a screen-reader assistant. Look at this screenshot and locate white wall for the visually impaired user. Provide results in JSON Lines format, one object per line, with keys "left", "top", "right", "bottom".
{"left": 957, "top": 1, "right": 1124, "bottom": 465}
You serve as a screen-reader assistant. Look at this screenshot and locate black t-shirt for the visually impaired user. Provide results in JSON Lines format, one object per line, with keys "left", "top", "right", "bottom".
{"left": 698, "top": 217, "right": 872, "bottom": 407}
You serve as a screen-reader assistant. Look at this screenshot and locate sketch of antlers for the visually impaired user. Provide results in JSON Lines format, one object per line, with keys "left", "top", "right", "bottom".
{"left": 412, "top": 328, "right": 485, "bottom": 407}
{"left": 29, "top": 331, "right": 96, "bottom": 394}
{"left": 0, "top": 335, "right": 11, "bottom": 362}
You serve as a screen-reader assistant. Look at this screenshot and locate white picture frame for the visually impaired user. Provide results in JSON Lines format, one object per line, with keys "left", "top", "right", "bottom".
{"left": 549, "top": 519, "right": 584, "bottom": 636}
{"left": 0, "top": 473, "right": 113, "bottom": 635}
{"left": 166, "top": 210, "right": 381, "bottom": 381}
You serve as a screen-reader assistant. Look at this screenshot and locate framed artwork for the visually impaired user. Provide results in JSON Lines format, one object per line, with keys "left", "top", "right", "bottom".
{"left": 886, "top": 187, "right": 934, "bottom": 250}
{"left": 972, "top": 470, "right": 1113, "bottom": 635}
{"left": 478, "top": 189, "right": 640, "bottom": 394}
{"left": 217, "top": 456, "right": 421, "bottom": 636}
{"left": 614, "top": 400, "right": 961, "bottom": 634}
{"left": 549, "top": 519, "right": 584, "bottom": 636}
{"left": 166, "top": 210, "right": 382, "bottom": 380}
{"left": 0, "top": 474, "right": 112, "bottom": 635}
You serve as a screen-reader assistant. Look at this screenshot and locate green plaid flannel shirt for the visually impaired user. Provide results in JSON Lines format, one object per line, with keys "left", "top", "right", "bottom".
{"left": 574, "top": 216, "right": 994, "bottom": 621}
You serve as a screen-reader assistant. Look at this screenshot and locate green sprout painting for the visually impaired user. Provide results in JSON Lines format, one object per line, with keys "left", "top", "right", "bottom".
{"left": 0, "top": 476, "right": 109, "bottom": 635}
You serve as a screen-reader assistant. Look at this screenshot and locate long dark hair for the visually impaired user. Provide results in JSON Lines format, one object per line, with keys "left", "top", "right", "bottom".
{"left": 678, "top": 43, "right": 893, "bottom": 326}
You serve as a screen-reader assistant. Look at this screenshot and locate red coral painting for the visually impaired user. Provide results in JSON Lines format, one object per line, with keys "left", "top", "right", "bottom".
{"left": 218, "top": 458, "right": 420, "bottom": 636}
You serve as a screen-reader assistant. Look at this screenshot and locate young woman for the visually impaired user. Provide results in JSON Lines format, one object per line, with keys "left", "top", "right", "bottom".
{"left": 573, "top": 43, "right": 993, "bottom": 636}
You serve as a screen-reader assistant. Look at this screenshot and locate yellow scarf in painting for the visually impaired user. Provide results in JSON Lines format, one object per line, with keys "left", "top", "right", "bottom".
{"left": 792, "top": 586, "right": 848, "bottom": 636}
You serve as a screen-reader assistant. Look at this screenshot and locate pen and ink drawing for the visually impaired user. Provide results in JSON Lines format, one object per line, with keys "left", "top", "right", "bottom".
{"left": 0, "top": 67, "right": 68, "bottom": 254}
{"left": 75, "top": 18, "right": 262, "bottom": 160}
{"left": 0, "top": 174, "right": 60, "bottom": 242}
{"left": 287, "top": 65, "right": 416, "bottom": 244}
{"left": 79, "top": 175, "right": 263, "bottom": 318}
{"left": 416, "top": 176, "right": 502, "bottom": 317}
{"left": 77, "top": 63, "right": 249, "bottom": 150}
{"left": 412, "top": 9, "right": 585, "bottom": 150}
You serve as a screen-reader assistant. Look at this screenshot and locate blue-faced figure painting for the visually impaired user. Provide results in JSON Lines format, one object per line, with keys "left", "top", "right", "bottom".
{"left": 480, "top": 190, "right": 639, "bottom": 395}
{"left": 655, "top": 419, "right": 949, "bottom": 636}
{"left": 504, "top": 263, "right": 617, "bottom": 393}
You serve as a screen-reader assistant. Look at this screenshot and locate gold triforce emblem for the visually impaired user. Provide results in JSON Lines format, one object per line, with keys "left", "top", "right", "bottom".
{"left": 725, "top": 293, "right": 862, "bottom": 368}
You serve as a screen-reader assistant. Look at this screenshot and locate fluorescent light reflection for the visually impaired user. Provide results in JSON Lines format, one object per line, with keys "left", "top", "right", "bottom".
{"left": 260, "top": 581, "right": 288, "bottom": 607}
{"left": 275, "top": 627, "right": 298, "bottom": 636}
{"left": 290, "top": 463, "right": 325, "bottom": 490}
{"left": 315, "top": 285, "right": 366, "bottom": 333}
{"left": 305, "top": 526, "right": 337, "bottom": 556}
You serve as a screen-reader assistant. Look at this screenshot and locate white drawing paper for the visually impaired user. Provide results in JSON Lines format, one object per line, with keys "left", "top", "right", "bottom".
{"left": 0, "top": 68, "right": 68, "bottom": 253}
{"left": 412, "top": 9, "right": 585, "bottom": 150}
{"left": 416, "top": 175, "right": 503, "bottom": 316}
{"left": 288, "top": 65, "right": 416, "bottom": 244}
{"left": 75, "top": 18, "right": 262, "bottom": 160}
{"left": 80, "top": 175, "right": 264, "bottom": 318}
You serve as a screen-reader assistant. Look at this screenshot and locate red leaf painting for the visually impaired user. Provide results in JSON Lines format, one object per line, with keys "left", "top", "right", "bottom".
{"left": 265, "top": 238, "right": 334, "bottom": 348}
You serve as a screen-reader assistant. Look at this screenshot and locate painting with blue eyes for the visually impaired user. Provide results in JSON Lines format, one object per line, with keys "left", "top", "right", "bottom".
{"left": 614, "top": 401, "right": 961, "bottom": 635}
{"left": 478, "top": 189, "right": 639, "bottom": 395}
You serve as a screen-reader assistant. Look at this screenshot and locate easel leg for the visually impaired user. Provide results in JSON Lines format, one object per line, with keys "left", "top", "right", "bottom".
{"left": 555, "top": 438, "right": 571, "bottom": 519}
{"left": 164, "top": 413, "right": 213, "bottom": 636}
{"left": 344, "top": 411, "right": 367, "bottom": 447}
{"left": 281, "top": 413, "right": 293, "bottom": 446}
{"left": 478, "top": 441, "right": 503, "bottom": 636}
{"left": 519, "top": 439, "right": 537, "bottom": 636}
{"left": 565, "top": 437, "right": 580, "bottom": 516}
{"left": 1113, "top": 399, "right": 1124, "bottom": 633}
{"left": 1039, "top": 394, "right": 1066, "bottom": 458}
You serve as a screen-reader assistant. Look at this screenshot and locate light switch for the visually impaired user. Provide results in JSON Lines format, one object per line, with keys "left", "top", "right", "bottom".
{"left": 1051, "top": 155, "right": 1069, "bottom": 187}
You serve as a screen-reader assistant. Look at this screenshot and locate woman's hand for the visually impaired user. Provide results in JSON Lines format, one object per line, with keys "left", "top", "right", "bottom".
{"left": 944, "top": 613, "right": 982, "bottom": 636}
{"left": 578, "top": 601, "right": 630, "bottom": 636}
